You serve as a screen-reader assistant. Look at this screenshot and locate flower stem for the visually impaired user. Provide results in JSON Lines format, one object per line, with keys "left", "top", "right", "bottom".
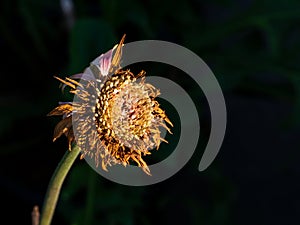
{"left": 83, "top": 170, "right": 96, "bottom": 225}
{"left": 40, "top": 145, "right": 81, "bottom": 225}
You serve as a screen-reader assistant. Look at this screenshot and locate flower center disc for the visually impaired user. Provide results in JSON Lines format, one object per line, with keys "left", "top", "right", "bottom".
{"left": 110, "top": 81, "right": 154, "bottom": 151}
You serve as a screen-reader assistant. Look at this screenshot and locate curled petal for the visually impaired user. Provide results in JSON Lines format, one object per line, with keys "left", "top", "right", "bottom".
{"left": 53, "top": 116, "right": 72, "bottom": 142}
{"left": 99, "top": 49, "right": 113, "bottom": 76}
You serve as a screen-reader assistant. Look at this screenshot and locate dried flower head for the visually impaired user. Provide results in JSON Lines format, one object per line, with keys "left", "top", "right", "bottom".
{"left": 48, "top": 35, "right": 173, "bottom": 175}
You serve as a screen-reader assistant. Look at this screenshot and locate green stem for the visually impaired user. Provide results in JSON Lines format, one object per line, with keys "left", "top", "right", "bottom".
{"left": 40, "top": 145, "right": 81, "bottom": 225}
{"left": 83, "top": 170, "right": 96, "bottom": 225}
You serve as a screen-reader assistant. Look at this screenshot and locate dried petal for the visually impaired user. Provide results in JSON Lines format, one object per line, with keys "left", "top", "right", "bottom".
{"left": 47, "top": 104, "right": 73, "bottom": 116}
{"left": 53, "top": 116, "right": 72, "bottom": 142}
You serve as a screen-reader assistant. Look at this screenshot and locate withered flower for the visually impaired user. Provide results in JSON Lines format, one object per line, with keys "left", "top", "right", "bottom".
{"left": 48, "top": 35, "right": 173, "bottom": 175}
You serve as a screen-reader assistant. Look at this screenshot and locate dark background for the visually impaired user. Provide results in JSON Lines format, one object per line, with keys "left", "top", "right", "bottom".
{"left": 1, "top": 0, "right": 300, "bottom": 224}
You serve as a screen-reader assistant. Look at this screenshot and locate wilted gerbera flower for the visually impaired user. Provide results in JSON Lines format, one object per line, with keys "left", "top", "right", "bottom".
{"left": 48, "top": 35, "right": 173, "bottom": 175}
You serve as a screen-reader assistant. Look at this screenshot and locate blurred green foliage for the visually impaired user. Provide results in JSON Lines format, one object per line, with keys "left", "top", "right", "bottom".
{"left": 1, "top": 0, "right": 300, "bottom": 224}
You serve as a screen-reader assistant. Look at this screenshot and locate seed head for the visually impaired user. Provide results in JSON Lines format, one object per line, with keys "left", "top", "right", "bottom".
{"left": 48, "top": 35, "right": 173, "bottom": 175}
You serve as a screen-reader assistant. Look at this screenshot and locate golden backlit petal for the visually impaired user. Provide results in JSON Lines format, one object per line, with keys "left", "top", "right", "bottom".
{"left": 54, "top": 76, "right": 76, "bottom": 90}
{"left": 80, "top": 153, "right": 85, "bottom": 160}
{"left": 160, "top": 122, "right": 173, "bottom": 134}
{"left": 65, "top": 77, "right": 83, "bottom": 88}
{"left": 110, "top": 34, "right": 126, "bottom": 71}
{"left": 131, "top": 155, "right": 151, "bottom": 176}
{"left": 142, "top": 166, "right": 151, "bottom": 176}
{"left": 47, "top": 104, "right": 73, "bottom": 116}
{"left": 164, "top": 117, "right": 173, "bottom": 127}
{"left": 160, "top": 137, "right": 168, "bottom": 143}
{"left": 136, "top": 70, "right": 146, "bottom": 78}
{"left": 101, "top": 160, "right": 109, "bottom": 171}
